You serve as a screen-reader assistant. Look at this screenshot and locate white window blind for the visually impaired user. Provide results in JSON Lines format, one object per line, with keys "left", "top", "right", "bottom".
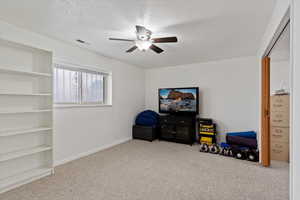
{"left": 54, "top": 64, "right": 108, "bottom": 104}
{"left": 82, "top": 71, "right": 104, "bottom": 103}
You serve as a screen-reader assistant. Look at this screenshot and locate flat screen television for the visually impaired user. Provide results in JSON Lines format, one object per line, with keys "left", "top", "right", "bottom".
{"left": 159, "top": 87, "right": 199, "bottom": 114}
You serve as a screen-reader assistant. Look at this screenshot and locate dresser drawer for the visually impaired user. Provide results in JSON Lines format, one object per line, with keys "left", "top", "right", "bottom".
{"left": 271, "top": 95, "right": 290, "bottom": 112}
{"left": 271, "top": 141, "right": 289, "bottom": 162}
{"left": 271, "top": 127, "right": 289, "bottom": 143}
{"left": 270, "top": 111, "right": 290, "bottom": 127}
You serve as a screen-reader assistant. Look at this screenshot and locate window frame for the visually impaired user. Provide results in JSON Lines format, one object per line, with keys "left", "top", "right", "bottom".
{"left": 53, "top": 62, "right": 111, "bottom": 107}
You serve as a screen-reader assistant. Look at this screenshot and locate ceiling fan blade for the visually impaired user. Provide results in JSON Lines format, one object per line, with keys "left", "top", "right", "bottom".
{"left": 109, "top": 38, "right": 134, "bottom": 42}
{"left": 152, "top": 37, "right": 178, "bottom": 43}
{"left": 136, "top": 25, "right": 146, "bottom": 33}
{"left": 126, "top": 46, "right": 138, "bottom": 53}
{"left": 150, "top": 44, "right": 164, "bottom": 54}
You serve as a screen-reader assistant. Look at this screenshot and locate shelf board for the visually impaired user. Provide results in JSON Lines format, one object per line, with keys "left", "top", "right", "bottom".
{"left": 0, "top": 109, "right": 52, "bottom": 114}
{"left": 0, "top": 93, "right": 52, "bottom": 96}
{"left": 0, "top": 67, "right": 52, "bottom": 77}
{"left": 0, "top": 127, "right": 52, "bottom": 137}
{"left": 0, "top": 167, "right": 52, "bottom": 193}
{"left": 0, "top": 146, "right": 52, "bottom": 162}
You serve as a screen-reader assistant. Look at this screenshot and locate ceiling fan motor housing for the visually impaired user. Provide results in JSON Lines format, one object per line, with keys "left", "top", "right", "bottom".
{"left": 137, "top": 28, "right": 152, "bottom": 41}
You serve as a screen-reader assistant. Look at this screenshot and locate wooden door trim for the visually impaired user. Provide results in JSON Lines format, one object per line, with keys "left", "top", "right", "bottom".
{"left": 261, "top": 57, "right": 271, "bottom": 167}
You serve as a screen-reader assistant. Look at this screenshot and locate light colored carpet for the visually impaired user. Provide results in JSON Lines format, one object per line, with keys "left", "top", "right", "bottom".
{"left": 1, "top": 140, "right": 289, "bottom": 200}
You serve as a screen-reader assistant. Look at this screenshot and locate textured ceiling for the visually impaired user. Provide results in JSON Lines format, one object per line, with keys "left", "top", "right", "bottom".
{"left": 0, "top": 0, "right": 275, "bottom": 68}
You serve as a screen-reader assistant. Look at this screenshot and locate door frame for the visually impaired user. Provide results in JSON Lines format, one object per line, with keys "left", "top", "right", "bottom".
{"left": 260, "top": 9, "right": 291, "bottom": 167}
{"left": 261, "top": 57, "right": 271, "bottom": 167}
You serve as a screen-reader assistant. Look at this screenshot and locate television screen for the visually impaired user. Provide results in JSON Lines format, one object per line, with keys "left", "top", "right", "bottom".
{"left": 159, "top": 87, "right": 199, "bottom": 114}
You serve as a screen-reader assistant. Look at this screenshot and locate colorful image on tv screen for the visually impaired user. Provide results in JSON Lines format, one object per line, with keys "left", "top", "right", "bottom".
{"left": 159, "top": 88, "right": 197, "bottom": 112}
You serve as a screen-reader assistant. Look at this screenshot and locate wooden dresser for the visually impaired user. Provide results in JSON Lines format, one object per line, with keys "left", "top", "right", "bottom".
{"left": 270, "top": 95, "right": 290, "bottom": 162}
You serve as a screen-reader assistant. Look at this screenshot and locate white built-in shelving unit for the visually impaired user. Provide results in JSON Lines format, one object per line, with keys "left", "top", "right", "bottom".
{"left": 0, "top": 39, "right": 53, "bottom": 193}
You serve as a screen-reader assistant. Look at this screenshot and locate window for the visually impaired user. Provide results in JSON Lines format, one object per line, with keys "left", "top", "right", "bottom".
{"left": 54, "top": 63, "right": 109, "bottom": 105}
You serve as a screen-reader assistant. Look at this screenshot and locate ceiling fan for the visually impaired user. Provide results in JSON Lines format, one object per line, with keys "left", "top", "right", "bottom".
{"left": 109, "top": 25, "right": 178, "bottom": 54}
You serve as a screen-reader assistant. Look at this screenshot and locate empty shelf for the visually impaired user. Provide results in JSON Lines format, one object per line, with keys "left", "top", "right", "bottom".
{"left": 0, "top": 127, "right": 52, "bottom": 137}
{"left": 0, "top": 146, "right": 52, "bottom": 162}
{"left": 0, "top": 109, "right": 52, "bottom": 114}
{"left": 0, "top": 167, "right": 52, "bottom": 193}
{"left": 0, "top": 93, "right": 52, "bottom": 96}
{"left": 0, "top": 38, "right": 53, "bottom": 194}
{"left": 0, "top": 67, "right": 52, "bottom": 77}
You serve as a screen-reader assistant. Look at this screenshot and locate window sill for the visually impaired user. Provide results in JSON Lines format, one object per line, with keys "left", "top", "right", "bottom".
{"left": 54, "top": 104, "right": 112, "bottom": 109}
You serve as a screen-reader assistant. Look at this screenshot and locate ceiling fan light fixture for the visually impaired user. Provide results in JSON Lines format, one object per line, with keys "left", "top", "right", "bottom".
{"left": 135, "top": 40, "right": 152, "bottom": 51}
{"left": 109, "top": 25, "right": 177, "bottom": 54}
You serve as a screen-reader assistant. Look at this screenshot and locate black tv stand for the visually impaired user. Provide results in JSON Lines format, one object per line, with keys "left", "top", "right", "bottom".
{"left": 159, "top": 114, "right": 196, "bottom": 145}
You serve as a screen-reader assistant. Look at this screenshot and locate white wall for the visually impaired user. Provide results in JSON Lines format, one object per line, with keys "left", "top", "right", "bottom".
{"left": 292, "top": 0, "right": 300, "bottom": 199}
{"left": 270, "top": 60, "right": 290, "bottom": 94}
{"left": 145, "top": 56, "right": 259, "bottom": 142}
{"left": 0, "top": 20, "right": 145, "bottom": 165}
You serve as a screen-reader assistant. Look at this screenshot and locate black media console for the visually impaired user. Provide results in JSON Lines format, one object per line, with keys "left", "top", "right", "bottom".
{"left": 159, "top": 114, "right": 196, "bottom": 145}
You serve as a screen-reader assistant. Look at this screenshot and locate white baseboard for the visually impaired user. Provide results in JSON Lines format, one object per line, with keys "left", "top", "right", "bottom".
{"left": 54, "top": 137, "right": 132, "bottom": 167}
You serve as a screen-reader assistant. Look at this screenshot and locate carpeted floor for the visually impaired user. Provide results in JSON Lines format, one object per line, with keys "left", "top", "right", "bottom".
{"left": 0, "top": 140, "right": 289, "bottom": 200}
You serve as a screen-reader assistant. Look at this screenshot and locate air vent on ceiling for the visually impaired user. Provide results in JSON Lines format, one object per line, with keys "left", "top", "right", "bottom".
{"left": 76, "top": 39, "right": 89, "bottom": 44}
